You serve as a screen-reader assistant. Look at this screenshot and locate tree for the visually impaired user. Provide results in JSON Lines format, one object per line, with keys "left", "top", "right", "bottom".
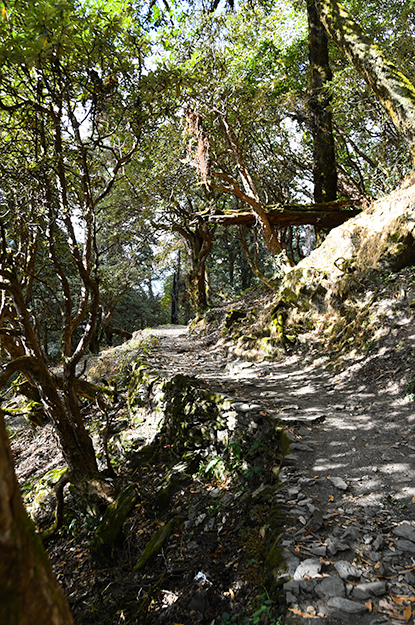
{"left": 93, "top": 194, "right": 163, "bottom": 346}
{"left": 307, "top": 0, "right": 337, "bottom": 203}
{"left": 0, "top": 408, "right": 74, "bottom": 624}
{"left": 165, "top": 7, "right": 310, "bottom": 268}
{"left": 206, "top": 225, "right": 259, "bottom": 298}
{"left": 315, "top": 0, "right": 415, "bottom": 162}
{"left": 120, "top": 115, "right": 220, "bottom": 316}
{"left": 0, "top": 0, "right": 144, "bottom": 488}
{"left": 185, "top": 109, "right": 284, "bottom": 257}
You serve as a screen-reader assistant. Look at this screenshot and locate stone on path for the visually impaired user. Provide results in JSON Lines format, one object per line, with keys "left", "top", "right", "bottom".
{"left": 315, "top": 576, "right": 345, "bottom": 599}
{"left": 395, "top": 538, "right": 415, "bottom": 554}
{"left": 278, "top": 413, "right": 326, "bottom": 425}
{"left": 334, "top": 560, "right": 361, "bottom": 581}
{"left": 330, "top": 477, "right": 348, "bottom": 491}
{"left": 308, "top": 507, "right": 324, "bottom": 531}
{"left": 372, "top": 535, "right": 384, "bottom": 551}
{"left": 326, "top": 536, "right": 349, "bottom": 555}
{"left": 327, "top": 596, "right": 368, "bottom": 614}
{"left": 293, "top": 558, "right": 322, "bottom": 580}
{"left": 283, "top": 550, "right": 300, "bottom": 576}
{"left": 351, "top": 581, "right": 387, "bottom": 600}
{"left": 291, "top": 442, "right": 315, "bottom": 452}
{"left": 392, "top": 520, "right": 415, "bottom": 543}
{"left": 341, "top": 527, "right": 362, "bottom": 544}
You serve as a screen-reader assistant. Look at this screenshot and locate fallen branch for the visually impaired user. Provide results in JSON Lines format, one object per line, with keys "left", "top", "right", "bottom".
{"left": 205, "top": 198, "right": 361, "bottom": 228}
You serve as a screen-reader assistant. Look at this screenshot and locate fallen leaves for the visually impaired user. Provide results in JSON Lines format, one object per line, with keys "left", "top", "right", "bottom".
{"left": 288, "top": 607, "right": 322, "bottom": 619}
{"left": 377, "top": 595, "right": 415, "bottom": 623}
{"left": 404, "top": 605, "right": 412, "bottom": 622}
{"left": 365, "top": 599, "right": 373, "bottom": 612}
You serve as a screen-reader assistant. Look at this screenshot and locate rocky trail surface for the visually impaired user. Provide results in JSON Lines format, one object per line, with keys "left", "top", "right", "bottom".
{"left": 144, "top": 325, "right": 415, "bottom": 625}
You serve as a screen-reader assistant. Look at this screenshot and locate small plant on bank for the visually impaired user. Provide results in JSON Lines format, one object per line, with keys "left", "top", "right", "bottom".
{"left": 405, "top": 378, "right": 415, "bottom": 402}
{"left": 199, "top": 455, "right": 227, "bottom": 481}
{"left": 220, "top": 589, "right": 285, "bottom": 624}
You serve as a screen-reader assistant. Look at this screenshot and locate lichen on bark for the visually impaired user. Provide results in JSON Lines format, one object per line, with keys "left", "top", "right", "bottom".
{"left": 315, "top": 0, "right": 415, "bottom": 161}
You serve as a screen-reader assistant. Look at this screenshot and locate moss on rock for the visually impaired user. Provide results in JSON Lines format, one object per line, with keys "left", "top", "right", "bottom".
{"left": 90, "top": 484, "right": 138, "bottom": 557}
{"left": 134, "top": 519, "right": 176, "bottom": 571}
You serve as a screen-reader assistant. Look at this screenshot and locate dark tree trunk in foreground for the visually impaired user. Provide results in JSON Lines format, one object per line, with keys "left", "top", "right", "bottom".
{"left": 307, "top": 0, "right": 337, "bottom": 203}
{"left": 0, "top": 409, "right": 74, "bottom": 625}
{"left": 315, "top": 0, "right": 415, "bottom": 162}
{"left": 171, "top": 251, "right": 181, "bottom": 325}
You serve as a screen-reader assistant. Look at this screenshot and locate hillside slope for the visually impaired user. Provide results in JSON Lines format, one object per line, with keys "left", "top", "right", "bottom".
{"left": 205, "top": 181, "right": 415, "bottom": 400}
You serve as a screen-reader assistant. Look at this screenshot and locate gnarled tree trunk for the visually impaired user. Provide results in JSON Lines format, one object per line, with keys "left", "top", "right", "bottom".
{"left": 0, "top": 409, "right": 74, "bottom": 625}
{"left": 171, "top": 251, "right": 181, "bottom": 325}
{"left": 174, "top": 222, "right": 216, "bottom": 317}
{"left": 0, "top": 270, "right": 100, "bottom": 485}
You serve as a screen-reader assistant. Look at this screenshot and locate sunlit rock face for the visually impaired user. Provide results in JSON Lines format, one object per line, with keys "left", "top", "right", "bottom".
{"left": 301, "top": 181, "right": 415, "bottom": 275}
{"left": 276, "top": 181, "right": 415, "bottom": 311}
{"left": 267, "top": 181, "right": 415, "bottom": 351}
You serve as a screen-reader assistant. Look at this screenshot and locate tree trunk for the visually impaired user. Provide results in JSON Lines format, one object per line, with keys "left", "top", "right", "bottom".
{"left": 240, "top": 253, "right": 253, "bottom": 291}
{"left": 218, "top": 115, "right": 283, "bottom": 255}
{"left": 171, "top": 251, "right": 181, "bottom": 325}
{"left": 307, "top": 0, "right": 337, "bottom": 203}
{"left": 0, "top": 409, "right": 74, "bottom": 625}
{"left": 315, "top": 0, "right": 415, "bottom": 162}
{"left": 0, "top": 271, "right": 100, "bottom": 484}
{"left": 186, "top": 256, "right": 209, "bottom": 315}
{"left": 175, "top": 223, "right": 216, "bottom": 318}
{"left": 238, "top": 226, "right": 277, "bottom": 290}
{"left": 34, "top": 363, "right": 99, "bottom": 483}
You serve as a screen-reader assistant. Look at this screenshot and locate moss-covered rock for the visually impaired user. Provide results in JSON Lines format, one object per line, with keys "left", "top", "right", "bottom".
{"left": 90, "top": 483, "right": 138, "bottom": 557}
{"left": 124, "top": 365, "right": 290, "bottom": 504}
{"left": 134, "top": 519, "right": 176, "bottom": 571}
{"left": 224, "top": 309, "right": 247, "bottom": 328}
{"left": 254, "top": 183, "right": 415, "bottom": 353}
{"left": 154, "top": 459, "right": 196, "bottom": 510}
{"left": 24, "top": 466, "right": 69, "bottom": 524}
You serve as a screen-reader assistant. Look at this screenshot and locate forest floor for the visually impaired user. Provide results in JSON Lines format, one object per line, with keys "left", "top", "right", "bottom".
{"left": 5, "top": 278, "right": 415, "bottom": 625}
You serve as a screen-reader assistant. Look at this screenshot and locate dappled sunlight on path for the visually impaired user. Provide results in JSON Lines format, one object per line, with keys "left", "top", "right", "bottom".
{"left": 142, "top": 324, "right": 415, "bottom": 624}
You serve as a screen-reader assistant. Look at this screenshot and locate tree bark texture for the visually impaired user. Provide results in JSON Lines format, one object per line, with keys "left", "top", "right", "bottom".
{"left": 175, "top": 223, "right": 215, "bottom": 316}
{"left": 171, "top": 251, "right": 181, "bottom": 325}
{"left": 315, "top": 0, "right": 415, "bottom": 161}
{"left": 0, "top": 409, "right": 74, "bottom": 625}
{"left": 186, "top": 109, "right": 284, "bottom": 255}
{"left": 307, "top": 0, "right": 337, "bottom": 202}
{"left": 217, "top": 115, "right": 283, "bottom": 255}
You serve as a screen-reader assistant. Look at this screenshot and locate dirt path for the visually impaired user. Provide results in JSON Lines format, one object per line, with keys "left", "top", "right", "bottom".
{"left": 144, "top": 326, "right": 415, "bottom": 625}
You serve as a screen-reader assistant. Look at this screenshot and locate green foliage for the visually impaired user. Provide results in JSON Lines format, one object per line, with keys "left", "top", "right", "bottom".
{"left": 220, "top": 587, "right": 285, "bottom": 623}
{"left": 406, "top": 378, "right": 415, "bottom": 402}
{"left": 0, "top": 0, "right": 143, "bottom": 69}
{"left": 61, "top": 508, "right": 99, "bottom": 539}
{"left": 0, "top": 0, "right": 148, "bottom": 366}
{"left": 203, "top": 455, "right": 227, "bottom": 480}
